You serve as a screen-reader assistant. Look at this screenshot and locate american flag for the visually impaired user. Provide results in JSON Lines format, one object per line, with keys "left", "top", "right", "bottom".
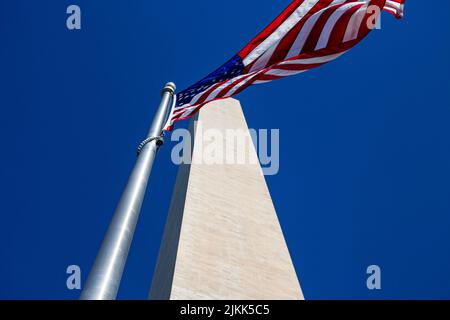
{"left": 163, "top": 0, "right": 405, "bottom": 131}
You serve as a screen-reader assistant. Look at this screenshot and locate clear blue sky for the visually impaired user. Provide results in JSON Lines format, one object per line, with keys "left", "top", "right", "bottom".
{"left": 1, "top": 1, "right": 449, "bottom": 299}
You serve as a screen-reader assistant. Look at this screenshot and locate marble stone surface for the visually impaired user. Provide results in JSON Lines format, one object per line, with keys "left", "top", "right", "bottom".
{"left": 149, "top": 98, "right": 303, "bottom": 300}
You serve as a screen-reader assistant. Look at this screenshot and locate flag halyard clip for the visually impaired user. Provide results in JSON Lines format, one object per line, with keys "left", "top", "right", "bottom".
{"left": 136, "top": 134, "right": 164, "bottom": 156}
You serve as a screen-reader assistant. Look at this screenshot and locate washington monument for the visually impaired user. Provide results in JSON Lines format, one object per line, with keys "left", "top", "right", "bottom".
{"left": 150, "top": 98, "right": 303, "bottom": 300}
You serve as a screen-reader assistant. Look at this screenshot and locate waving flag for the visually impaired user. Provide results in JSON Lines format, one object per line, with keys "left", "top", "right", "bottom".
{"left": 163, "top": 0, "right": 405, "bottom": 131}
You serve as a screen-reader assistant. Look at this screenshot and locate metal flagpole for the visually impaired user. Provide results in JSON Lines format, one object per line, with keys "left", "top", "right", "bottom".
{"left": 80, "top": 82, "right": 176, "bottom": 300}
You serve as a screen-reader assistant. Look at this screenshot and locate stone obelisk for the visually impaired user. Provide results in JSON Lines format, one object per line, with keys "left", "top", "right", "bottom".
{"left": 150, "top": 98, "right": 303, "bottom": 300}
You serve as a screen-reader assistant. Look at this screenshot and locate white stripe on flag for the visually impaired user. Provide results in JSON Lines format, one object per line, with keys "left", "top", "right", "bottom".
{"left": 243, "top": 0, "right": 321, "bottom": 66}
{"left": 315, "top": 2, "right": 364, "bottom": 50}
{"left": 280, "top": 51, "right": 347, "bottom": 65}
{"left": 265, "top": 69, "right": 307, "bottom": 77}
{"left": 343, "top": 6, "right": 367, "bottom": 42}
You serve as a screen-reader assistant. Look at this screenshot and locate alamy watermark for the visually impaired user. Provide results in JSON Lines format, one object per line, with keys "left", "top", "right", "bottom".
{"left": 66, "top": 5, "right": 81, "bottom": 30}
{"left": 66, "top": 265, "right": 81, "bottom": 290}
{"left": 170, "top": 121, "right": 279, "bottom": 176}
{"left": 366, "top": 265, "right": 381, "bottom": 290}
{"left": 63, "top": 4, "right": 381, "bottom": 32}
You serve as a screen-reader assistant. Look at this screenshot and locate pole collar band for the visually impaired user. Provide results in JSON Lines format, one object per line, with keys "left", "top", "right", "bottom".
{"left": 161, "top": 82, "right": 176, "bottom": 96}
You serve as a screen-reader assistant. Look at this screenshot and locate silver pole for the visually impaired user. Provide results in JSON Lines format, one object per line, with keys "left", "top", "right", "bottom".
{"left": 80, "top": 82, "right": 176, "bottom": 300}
